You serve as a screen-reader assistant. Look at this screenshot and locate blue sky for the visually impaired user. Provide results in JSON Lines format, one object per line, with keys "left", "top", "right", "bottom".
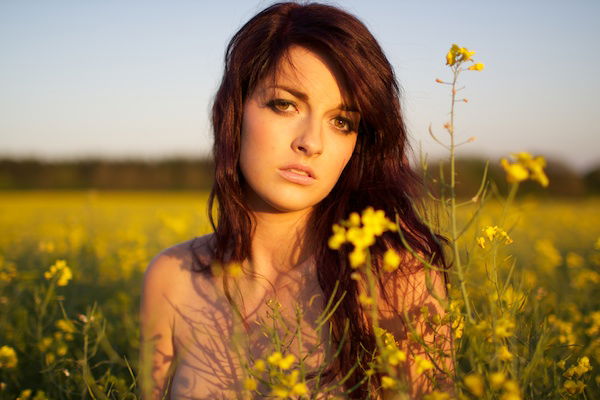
{"left": 1, "top": 0, "right": 598, "bottom": 171}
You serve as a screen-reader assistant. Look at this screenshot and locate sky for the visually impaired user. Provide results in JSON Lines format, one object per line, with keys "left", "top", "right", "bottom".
{"left": 1, "top": 0, "right": 599, "bottom": 171}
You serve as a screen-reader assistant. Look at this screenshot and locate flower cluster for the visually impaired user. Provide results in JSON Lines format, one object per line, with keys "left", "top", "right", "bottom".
{"left": 445, "top": 44, "right": 484, "bottom": 71}
{"left": 563, "top": 356, "right": 592, "bottom": 379}
{"left": 244, "top": 352, "right": 308, "bottom": 399}
{"left": 476, "top": 225, "right": 513, "bottom": 249}
{"left": 369, "top": 327, "right": 407, "bottom": 390}
{"left": 43, "top": 259, "right": 72, "bottom": 287}
{"left": 449, "top": 300, "right": 465, "bottom": 339}
{"left": 0, "top": 255, "right": 17, "bottom": 283}
{"left": 500, "top": 152, "right": 549, "bottom": 187}
{"left": 561, "top": 356, "right": 592, "bottom": 395}
{"left": 328, "top": 208, "right": 398, "bottom": 269}
{"left": 494, "top": 316, "right": 516, "bottom": 339}
{"left": 0, "top": 345, "right": 18, "bottom": 368}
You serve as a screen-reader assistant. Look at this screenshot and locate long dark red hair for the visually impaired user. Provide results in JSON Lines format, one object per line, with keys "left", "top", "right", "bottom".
{"left": 195, "top": 2, "right": 448, "bottom": 397}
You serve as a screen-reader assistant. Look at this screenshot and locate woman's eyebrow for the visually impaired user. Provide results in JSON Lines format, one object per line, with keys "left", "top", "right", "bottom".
{"left": 267, "top": 84, "right": 309, "bottom": 102}
{"left": 265, "top": 84, "right": 360, "bottom": 113}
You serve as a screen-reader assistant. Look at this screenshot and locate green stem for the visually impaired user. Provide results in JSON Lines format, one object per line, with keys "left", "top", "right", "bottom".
{"left": 448, "top": 65, "right": 474, "bottom": 323}
{"left": 364, "top": 254, "right": 383, "bottom": 357}
{"left": 500, "top": 183, "right": 519, "bottom": 225}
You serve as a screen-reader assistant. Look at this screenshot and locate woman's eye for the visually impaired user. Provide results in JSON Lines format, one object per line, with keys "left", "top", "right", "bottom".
{"left": 268, "top": 99, "right": 296, "bottom": 113}
{"left": 332, "top": 117, "right": 355, "bottom": 133}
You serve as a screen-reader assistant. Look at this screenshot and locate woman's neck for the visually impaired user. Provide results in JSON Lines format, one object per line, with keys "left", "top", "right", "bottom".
{"left": 246, "top": 207, "right": 314, "bottom": 282}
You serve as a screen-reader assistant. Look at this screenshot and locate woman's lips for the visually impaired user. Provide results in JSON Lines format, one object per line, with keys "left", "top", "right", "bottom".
{"left": 277, "top": 167, "right": 317, "bottom": 185}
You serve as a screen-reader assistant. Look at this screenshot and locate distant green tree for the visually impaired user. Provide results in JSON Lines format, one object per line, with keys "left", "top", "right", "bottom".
{"left": 423, "top": 157, "right": 587, "bottom": 199}
{"left": 583, "top": 164, "right": 600, "bottom": 195}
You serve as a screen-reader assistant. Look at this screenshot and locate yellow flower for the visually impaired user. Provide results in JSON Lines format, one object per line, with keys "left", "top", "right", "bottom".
{"left": 501, "top": 152, "right": 549, "bottom": 187}
{"left": 497, "top": 345, "right": 514, "bottom": 361}
{"left": 56, "top": 319, "right": 76, "bottom": 334}
{"left": 574, "top": 356, "right": 591, "bottom": 375}
{"left": 328, "top": 224, "right": 346, "bottom": 250}
{"left": 468, "top": 63, "right": 485, "bottom": 71}
{"left": 563, "top": 356, "right": 592, "bottom": 378}
{"left": 0, "top": 257, "right": 17, "bottom": 282}
{"left": 56, "top": 344, "right": 68, "bottom": 357}
{"left": 45, "top": 352, "right": 55, "bottom": 365}
{"left": 381, "top": 376, "right": 396, "bottom": 389}
{"left": 459, "top": 47, "right": 476, "bottom": 61}
{"left": 346, "top": 227, "right": 374, "bottom": 249}
{"left": 361, "top": 207, "right": 394, "bottom": 235}
{"left": 495, "top": 317, "right": 516, "bottom": 338}
{"left": 501, "top": 158, "right": 529, "bottom": 183}
{"left": 359, "top": 293, "right": 374, "bottom": 306}
{"left": 415, "top": 355, "right": 434, "bottom": 374}
{"left": 501, "top": 287, "right": 525, "bottom": 309}
{"left": 267, "top": 352, "right": 296, "bottom": 370}
{"left": 446, "top": 44, "right": 460, "bottom": 66}
{"left": 446, "top": 44, "right": 481, "bottom": 67}
{"left": 530, "top": 163, "right": 548, "bottom": 187}
{"left": 348, "top": 212, "right": 361, "bottom": 227}
{"left": 476, "top": 236, "right": 486, "bottom": 249}
{"left": 566, "top": 252, "right": 584, "bottom": 268}
{"left": 484, "top": 226, "right": 498, "bottom": 241}
{"left": 478, "top": 226, "right": 513, "bottom": 249}
{"left": 291, "top": 382, "right": 308, "bottom": 395}
{"left": 243, "top": 377, "right": 257, "bottom": 391}
{"left": 464, "top": 373, "right": 484, "bottom": 397}
{"left": 502, "top": 380, "right": 521, "bottom": 399}
{"left": 271, "top": 386, "right": 290, "bottom": 398}
{"left": 453, "top": 317, "right": 464, "bottom": 339}
{"left": 563, "top": 379, "right": 585, "bottom": 395}
{"left": 17, "top": 389, "right": 32, "bottom": 400}
{"left": 44, "top": 260, "right": 72, "bottom": 286}
{"left": 383, "top": 248, "right": 401, "bottom": 272}
{"left": 267, "top": 352, "right": 283, "bottom": 366}
{"left": 424, "top": 391, "right": 451, "bottom": 400}
{"left": 278, "top": 354, "right": 296, "bottom": 370}
{"left": 446, "top": 49, "right": 456, "bottom": 66}
{"left": 38, "top": 337, "right": 52, "bottom": 352}
{"left": 0, "top": 345, "right": 18, "bottom": 368}
{"left": 253, "top": 359, "right": 266, "bottom": 373}
{"left": 349, "top": 247, "right": 367, "bottom": 268}
{"left": 329, "top": 208, "right": 398, "bottom": 269}
{"left": 57, "top": 266, "right": 72, "bottom": 286}
{"left": 490, "top": 371, "right": 506, "bottom": 389}
{"left": 388, "top": 349, "right": 407, "bottom": 365}
{"left": 226, "top": 262, "right": 243, "bottom": 278}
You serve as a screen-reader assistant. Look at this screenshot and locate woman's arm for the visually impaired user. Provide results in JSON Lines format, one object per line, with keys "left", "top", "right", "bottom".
{"left": 139, "top": 253, "right": 178, "bottom": 400}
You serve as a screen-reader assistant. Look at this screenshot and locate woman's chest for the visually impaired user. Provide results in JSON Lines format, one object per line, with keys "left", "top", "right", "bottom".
{"left": 169, "top": 276, "right": 333, "bottom": 399}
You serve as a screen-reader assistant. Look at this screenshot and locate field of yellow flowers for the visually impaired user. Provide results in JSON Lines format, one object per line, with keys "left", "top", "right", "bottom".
{"left": 0, "top": 190, "right": 598, "bottom": 399}
{"left": 2, "top": 44, "right": 599, "bottom": 399}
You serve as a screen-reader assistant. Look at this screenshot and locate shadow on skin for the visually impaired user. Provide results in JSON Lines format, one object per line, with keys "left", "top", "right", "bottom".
{"left": 378, "top": 262, "right": 454, "bottom": 398}
{"left": 148, "top": 237, "right": 332, "bottom": 399}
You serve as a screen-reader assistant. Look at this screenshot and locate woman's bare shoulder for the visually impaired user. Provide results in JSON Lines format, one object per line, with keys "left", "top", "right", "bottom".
{"left": 143, "top": 233, "right": 216, "bottom": 293}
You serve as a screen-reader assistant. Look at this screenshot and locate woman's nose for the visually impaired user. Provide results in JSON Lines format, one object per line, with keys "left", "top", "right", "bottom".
{"left": 291, "top": 116, "right": 323, "bottom": 157}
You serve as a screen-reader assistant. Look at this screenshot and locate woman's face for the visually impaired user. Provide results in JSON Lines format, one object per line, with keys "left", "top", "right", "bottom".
{"left": 240, "top": 45, "right": 360, "bottom": 214}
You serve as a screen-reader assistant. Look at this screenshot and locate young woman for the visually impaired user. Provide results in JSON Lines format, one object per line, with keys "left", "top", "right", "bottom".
{"left": 140, "top": 2, "right": 451, "bottom": 399}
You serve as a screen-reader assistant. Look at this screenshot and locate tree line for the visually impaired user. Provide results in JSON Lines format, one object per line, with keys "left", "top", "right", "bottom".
{"left": 0, "top": 157, "right": 598, "bottom": 197}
